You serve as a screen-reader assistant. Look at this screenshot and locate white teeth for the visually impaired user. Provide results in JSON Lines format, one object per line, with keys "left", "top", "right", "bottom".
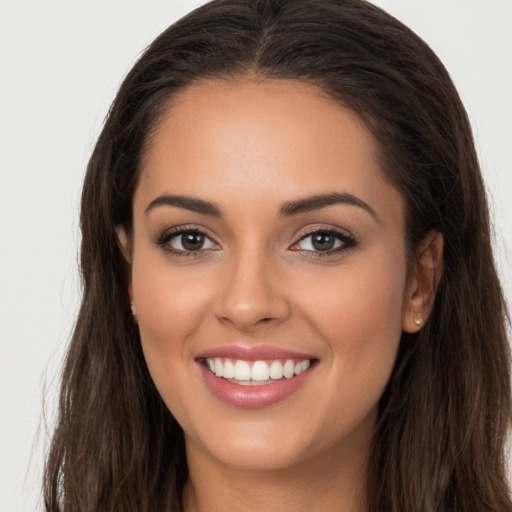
{"left": 251, "top": 361, "right": 270, "bottom": 381}
{"left": 223, "top": 359, "right": 235, "bottom": 379}
{"left": 205, "top": 357, "right": 313, "bottom": 382}
{"left": 234, "top": 360, "right": 251, "bottom": 381}
{"left": 269, "top": 360, "right": 284, "bottom": 379}
{"left": 214, "top": 358, "right": 223, "bottom": 377}
{"left": 283, "top": 360, "right": 295, "bottom": 379}
{"left": 300, "top": 359, "right": 311, "bottom": 372}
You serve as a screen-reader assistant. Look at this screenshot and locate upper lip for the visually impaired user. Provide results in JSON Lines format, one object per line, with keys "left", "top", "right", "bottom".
{"left": 196, "top": 344, "right": 317, "bottom": 361}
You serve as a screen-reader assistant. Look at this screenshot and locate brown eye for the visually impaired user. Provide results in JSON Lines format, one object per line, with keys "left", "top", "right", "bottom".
{"left": 293, "top": 231, "right": 343, "bottom": 252}
{"left": 289, "top": 229, "right": 357, "bottom": 257}
{"left": 157, "top": 229, "right": 219, "bottom": 255}
{"left": 311, "top": 233, "right": 336, "bottom": 251}
{"left": 180, "top": 232, "right": 206, "bottom": 251}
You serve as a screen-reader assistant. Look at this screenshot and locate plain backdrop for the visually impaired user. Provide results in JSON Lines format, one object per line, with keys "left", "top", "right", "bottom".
{"left": 1, "top": 1, "right": 511, "bottom": 510}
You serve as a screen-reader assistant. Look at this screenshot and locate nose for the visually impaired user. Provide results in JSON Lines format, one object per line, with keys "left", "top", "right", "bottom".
{"left": 214, "top": 246, "right": 291, "bottom": 332}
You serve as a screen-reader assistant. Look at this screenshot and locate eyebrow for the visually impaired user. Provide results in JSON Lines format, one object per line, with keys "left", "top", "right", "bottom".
{"left": 145, "top": 194, "right": 223, "bottom": 216}
{"left": 280, "top": 192, "right": 379, "bottom": 221}
{"left": 144, "top": 191, "right": 379, "bottom": 221}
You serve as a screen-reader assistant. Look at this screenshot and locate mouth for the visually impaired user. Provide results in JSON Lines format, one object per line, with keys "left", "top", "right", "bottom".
{"left": 202, "top": 357, "right": 313, "bottom": 385}
{"left": 196, "top": 346, "right": 318, "bottom": 408}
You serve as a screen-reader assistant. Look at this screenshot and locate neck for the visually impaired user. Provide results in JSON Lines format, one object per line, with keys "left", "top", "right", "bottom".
{"left": 182, "top": 437, "right": 369, "bottom": 512}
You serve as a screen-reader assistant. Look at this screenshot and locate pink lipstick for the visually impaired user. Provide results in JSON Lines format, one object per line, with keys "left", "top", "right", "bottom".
{"left": 196, "top": 345, "right": 317, "bottom": 408}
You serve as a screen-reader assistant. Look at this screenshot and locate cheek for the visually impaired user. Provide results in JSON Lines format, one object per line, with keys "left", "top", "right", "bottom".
{"left": 131, "top": 255, "right": 214, "bottom": 384}
{"left": 132, "top": 266, "right": 216, "bottom": 434}
{"left": 133, "top": 254, "right": 210, "bottom": 331}
{"left": 300, "top": 252, "right": 406, "bottom": 388}
{"left": 302, "top": 250, "right": 405, "bottom": 334}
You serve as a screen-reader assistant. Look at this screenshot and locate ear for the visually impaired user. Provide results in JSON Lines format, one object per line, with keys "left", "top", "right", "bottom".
{"left": 402, "top": 231, "right": 443, "bottom": 333}
{"left": 116, "top": 226, "right": 136, "bottom": 316}
{"left": 116, "top": 226, "right": 131, "bottom": 263}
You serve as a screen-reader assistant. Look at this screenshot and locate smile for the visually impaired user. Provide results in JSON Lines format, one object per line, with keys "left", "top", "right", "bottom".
{"left": 196, "top": 346, "right": 317, "bottom": 408}
{"left": 205, "top": 358, "right": 312, "bottom": 384}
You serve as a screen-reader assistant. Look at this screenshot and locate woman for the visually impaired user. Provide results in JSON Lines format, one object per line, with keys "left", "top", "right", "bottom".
{"left": 44, "top": 0, "right": 511, "bottom": 510}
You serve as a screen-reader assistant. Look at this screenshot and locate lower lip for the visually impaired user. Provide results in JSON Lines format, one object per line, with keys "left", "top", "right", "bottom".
{"left": 198, "top": 363, "right": 315, "bottom": 408}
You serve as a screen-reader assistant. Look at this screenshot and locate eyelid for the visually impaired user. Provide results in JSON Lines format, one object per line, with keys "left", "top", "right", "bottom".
{"left": 154, "top": 224, "right": 356, "bottom": 259}
{"left": 155, "top": 224, "right": 221, "bottom": 256}
{"left": 289, "top": 226, "right": 357, "bottom": 256}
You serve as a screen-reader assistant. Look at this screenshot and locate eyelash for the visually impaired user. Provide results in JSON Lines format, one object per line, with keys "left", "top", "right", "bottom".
{"left": 155, "top": 226, "right": 220, "bottom": 258}
{"left": 155, "top": 226, "right": 357, "bottom": 259}
{"left": 289, "top": 228, "right": 357, "bottom": 258}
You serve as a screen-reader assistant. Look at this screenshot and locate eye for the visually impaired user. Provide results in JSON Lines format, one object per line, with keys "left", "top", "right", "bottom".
{"left": 156, "top": 228, "right": 219, "bottom": 256}
{"left": 290, "top": 229, "right": 356, "bottom": 255}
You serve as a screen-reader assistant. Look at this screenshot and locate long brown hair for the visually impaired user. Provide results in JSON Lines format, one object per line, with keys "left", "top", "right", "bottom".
{"left": 44, "top": 1, "right": 511, "bottom": 510}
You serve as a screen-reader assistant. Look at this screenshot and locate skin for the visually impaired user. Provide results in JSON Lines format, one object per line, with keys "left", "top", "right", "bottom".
{"left": 120, "top": 78, "right": 441, "bottom": 512}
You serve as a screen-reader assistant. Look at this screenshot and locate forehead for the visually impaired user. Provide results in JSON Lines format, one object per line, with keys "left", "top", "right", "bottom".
{"left": 136, "top": 78, "right": 403, "bottom": 223}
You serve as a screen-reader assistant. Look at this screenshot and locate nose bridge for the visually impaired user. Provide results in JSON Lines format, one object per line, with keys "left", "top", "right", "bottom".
{"left": 216, "top": 238, "right": 290, "bottom": 330}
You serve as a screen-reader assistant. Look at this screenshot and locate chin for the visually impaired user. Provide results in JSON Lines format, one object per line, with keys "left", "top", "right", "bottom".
{"left": 184, "top": 411, "right": 362, "bottom": 473}
{"left": 195, "top": 433, "right": 313, "bottom": 471}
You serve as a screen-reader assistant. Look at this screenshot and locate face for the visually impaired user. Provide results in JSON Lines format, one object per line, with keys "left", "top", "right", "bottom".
{"left": 126, "top": 79, "right": 417, "bottom": 472}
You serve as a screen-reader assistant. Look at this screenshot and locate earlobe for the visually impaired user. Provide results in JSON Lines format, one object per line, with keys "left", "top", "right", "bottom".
{"left": 402, "top": 232, "right": 443, "bottom": 333}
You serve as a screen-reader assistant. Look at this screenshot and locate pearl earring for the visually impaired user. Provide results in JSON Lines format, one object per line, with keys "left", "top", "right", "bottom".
{"left": 413, "top": 317, "right": 423, "bottom": 327}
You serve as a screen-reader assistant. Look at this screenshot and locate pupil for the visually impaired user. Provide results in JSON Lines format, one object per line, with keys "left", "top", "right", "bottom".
{"left": 312, "top": 233, "right": 335, "bottom": 251}
{"left": 182, "top": 232, "right": 204, "bottom": 251}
